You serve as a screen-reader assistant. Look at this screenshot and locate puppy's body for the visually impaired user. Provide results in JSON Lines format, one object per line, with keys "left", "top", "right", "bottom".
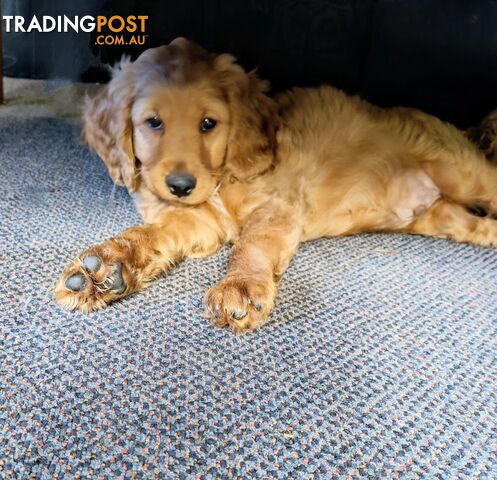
{"left": 55, "top": 39, "right": 497, "bottom": 330}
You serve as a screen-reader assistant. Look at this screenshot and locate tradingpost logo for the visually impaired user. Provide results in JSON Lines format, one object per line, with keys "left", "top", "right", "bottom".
{"left": 2, "top": 15, "right": 149, "bottom": 46}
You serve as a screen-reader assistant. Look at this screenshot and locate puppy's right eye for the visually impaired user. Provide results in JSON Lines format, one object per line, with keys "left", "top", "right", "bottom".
{"left": 145, "top": 117, "right": 164, "bottom": 131}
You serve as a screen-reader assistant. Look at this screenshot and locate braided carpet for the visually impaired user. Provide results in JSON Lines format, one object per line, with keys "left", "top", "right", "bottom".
{"left": 1, "top": 116, "right": 497, "bottom": 479}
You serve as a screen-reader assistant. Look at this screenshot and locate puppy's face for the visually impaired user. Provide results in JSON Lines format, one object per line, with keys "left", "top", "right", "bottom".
{"left": 84, "top": 38, "right": 278, "bottom": 206}
{"left": 131, "top": 81, "right": 230, "bottom": 205}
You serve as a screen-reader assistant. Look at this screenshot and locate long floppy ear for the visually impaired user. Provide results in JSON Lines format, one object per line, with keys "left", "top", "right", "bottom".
{"left": 83, "top": 59, "right": 139, "bottom": 192}
{"left": 215, "top": 54, "right": 278, "bottom": 180}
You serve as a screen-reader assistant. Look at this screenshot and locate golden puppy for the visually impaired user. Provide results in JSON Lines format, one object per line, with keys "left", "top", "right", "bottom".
{"left": 55, "top": 37, "right": 497, "bottom": 331}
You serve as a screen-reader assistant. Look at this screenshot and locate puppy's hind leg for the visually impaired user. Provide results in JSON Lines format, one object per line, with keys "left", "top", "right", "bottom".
{"left": 422, "top": 148, "right": 497, "bottom": 214}
{"left": 404, "top": 199, "right": 497, "bottom": 248}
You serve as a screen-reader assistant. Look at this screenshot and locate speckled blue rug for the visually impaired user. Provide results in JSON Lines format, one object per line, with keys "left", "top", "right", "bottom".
{"left": 1, "top": 116, "right": 497, "bottom": 479}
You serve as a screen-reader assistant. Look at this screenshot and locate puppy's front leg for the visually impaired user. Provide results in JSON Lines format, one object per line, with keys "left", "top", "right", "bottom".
{"left": 55, "top": 207, "right": 225, "bottom": 312}
{"left": 206, "top": 206, "right": 302, "bottom": 331}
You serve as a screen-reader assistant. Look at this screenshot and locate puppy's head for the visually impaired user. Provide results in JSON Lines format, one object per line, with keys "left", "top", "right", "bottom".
{"left": 83, "top": 37, "right": 277, "bottom": 205}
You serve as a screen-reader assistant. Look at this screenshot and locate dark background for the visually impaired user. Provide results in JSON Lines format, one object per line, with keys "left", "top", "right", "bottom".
{"left": 3, "top": 0, "right": 497, "bottom": 128}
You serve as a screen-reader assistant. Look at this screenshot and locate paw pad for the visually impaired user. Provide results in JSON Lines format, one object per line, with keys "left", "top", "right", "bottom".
{"left": 83, "top": 255, "right": 102, "bottom": 272}
{"left": 66, "top": 274, "right": 86, "bottom": 292}
{"left": 231, "top": 309, "right": 248, "bottom": 320}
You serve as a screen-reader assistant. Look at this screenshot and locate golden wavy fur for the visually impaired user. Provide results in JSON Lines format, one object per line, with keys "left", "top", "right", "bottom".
{"left": 55, "top": 37, "right": 497, "bottom": 331}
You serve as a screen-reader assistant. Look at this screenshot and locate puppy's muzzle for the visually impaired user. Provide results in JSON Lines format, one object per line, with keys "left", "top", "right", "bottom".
{"left": 166, "top": 172, "right": 197, "bottom": 197}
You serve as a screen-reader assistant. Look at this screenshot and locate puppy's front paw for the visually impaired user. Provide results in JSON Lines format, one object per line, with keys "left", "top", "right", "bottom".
{"left": 205, "top": 276, "right": 275, "bottom": 332}
{"left": 54, "top": 241, "right": 133, "bottom": 312}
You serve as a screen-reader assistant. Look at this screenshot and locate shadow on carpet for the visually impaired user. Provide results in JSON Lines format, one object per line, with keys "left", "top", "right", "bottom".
{"left": 1, "top": 116, "right": 496, "bottom": 479}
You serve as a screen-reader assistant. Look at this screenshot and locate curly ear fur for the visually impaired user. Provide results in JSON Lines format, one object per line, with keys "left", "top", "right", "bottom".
{"left": 83, "top": 59, "right": 139, "bottom": 192}
{"left": 215, "top": 54, "right": 279, "bottom": 181}
{"left": 467, "top": 110, "right": 497, "bottom": 164}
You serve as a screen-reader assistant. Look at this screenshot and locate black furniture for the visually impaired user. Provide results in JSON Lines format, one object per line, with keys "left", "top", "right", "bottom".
{"left": 3, "top": 0, "right": 497, "bottom": 128}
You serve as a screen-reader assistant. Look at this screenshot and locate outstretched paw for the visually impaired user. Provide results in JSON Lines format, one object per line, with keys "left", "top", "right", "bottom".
{"left": 205, "top": 276, "right": 275, "bottom": 332}
{"left": 55, "top": 244, "right": 132, "bottom": 312}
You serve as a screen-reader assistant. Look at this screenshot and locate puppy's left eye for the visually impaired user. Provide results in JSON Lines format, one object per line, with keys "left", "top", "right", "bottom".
{"left": 200, "top": 117, "right": 217, "bottom": 132}
{"left": 145, "top": 117, "right": 164, "bottom": 130}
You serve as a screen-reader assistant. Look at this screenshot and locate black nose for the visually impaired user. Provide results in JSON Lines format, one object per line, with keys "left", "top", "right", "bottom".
{"left": 165, "top": 173, "right": 197, "bottom": 197}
